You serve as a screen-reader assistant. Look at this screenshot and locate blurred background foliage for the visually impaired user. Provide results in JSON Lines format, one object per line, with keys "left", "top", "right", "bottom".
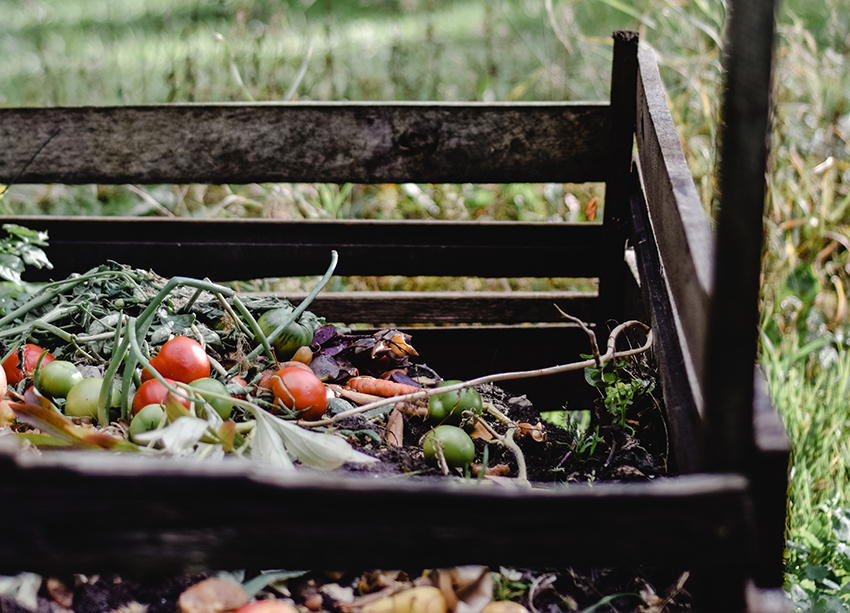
{"left": 2, "top": 0, "right": 850, "bottom": 608}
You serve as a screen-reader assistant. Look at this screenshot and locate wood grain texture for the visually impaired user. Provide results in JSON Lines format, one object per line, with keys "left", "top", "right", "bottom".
{"left": 290, "top": 291, "right": 597, "bottom": 324}
{"left": 635, "top": 46, "right": 714, "bottom": 418}
{"left": 702, "top": 0, "right": 777, "bottom": 475}
{"left": 0, "top": 102, "right": 609, "bottom": 185}
{"left": 597, "top": 30, "right": 639, "bottom": 335}
{"left": 4, "top": 215, "right": 603, "bottom": 281}
{"left": 0, "top": 443, "right": 753, "bottom": 574}
{"left": 750, "top": 370, "right": 791, "bottom": 588}
{"left": 629, "top": 174, "right": 702, "bottom": 474}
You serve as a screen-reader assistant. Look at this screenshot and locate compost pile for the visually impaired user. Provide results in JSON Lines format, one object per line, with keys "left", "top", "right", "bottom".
{"left": 0, "top": 256, "right": 686, "bottom": 613}
{"left": 0, "top": 260, "right": 666, "bottom": 483}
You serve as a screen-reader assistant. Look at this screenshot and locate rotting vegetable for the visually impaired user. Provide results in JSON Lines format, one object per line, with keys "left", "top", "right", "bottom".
{"left": 0, "top": 245, "right": 658, "bottom": 483}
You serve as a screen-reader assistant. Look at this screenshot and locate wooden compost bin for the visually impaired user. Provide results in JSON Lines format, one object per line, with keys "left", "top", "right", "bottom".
{"left": 0, "top": 22, "right": 789, "bottom": 613}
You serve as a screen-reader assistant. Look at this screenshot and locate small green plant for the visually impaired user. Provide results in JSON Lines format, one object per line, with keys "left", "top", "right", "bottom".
{"left": 785, "top": 499, "right": 850, "bottom": 613}
{"left": 0, "top": 224, "right": 52, "bottom": 287}
{"left": 543, "top": 408, "right": 602, "bottom": 463}
{"left": 492, "top": 567, "right": 531, "bottom": 602}
{"left": 583, "top": 357, "right": 654, "bottom": 432}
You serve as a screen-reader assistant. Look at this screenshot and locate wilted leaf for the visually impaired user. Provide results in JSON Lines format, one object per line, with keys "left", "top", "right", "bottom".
{"left": 253, "top": 408, "right": 377, "bottom": 470}
{"left": 384, "top": 408, "right": 404, "bottom": 447}
{"left": 251, "top": 410, "right": 295, "bottom": 470}
{"left": 0, "top": 253, "right": 24, "bottom": 285}
{"left": 134, "top": 416, "right": 210, "bottom": 454}
{"left": 360, "top": 586, "right": 447, "bottom": 613}
{"left": 11, "top": 402, "right": 107, "bottom": 450}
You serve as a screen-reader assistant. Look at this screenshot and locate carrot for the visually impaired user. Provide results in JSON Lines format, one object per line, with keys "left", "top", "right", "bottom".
{"left": 346, "top": 376, "right": 421, "bottom": 398}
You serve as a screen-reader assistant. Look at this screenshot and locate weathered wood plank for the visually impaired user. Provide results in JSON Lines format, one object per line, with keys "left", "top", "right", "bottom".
{"left": 288, "top": 291, "right": 597, "bottom": 325}
{"left": 597, "top": 30, "right": 638, "bottom": 336}
{"left": 384, "top": 324, "right": 597, "bottom": 411}
{"left": 0, "top": 444, "right": 753, "bottom": 574}
{"left": 4, "top": 215, "right": 603, "bottom": 281}
{"left": 635, "top": 46, "right": 714, "bottom": 418}
{"left": 702, "top": 0, "right": 777, "bottom": 475}
{"left": 629, "top": 174, "right": 701, "bottom": 473}
{"left": 0, "top": 102, "right": 609, "bottom": 185}
{"left": 750, "top": 370, "right": 790, "bottom": 588}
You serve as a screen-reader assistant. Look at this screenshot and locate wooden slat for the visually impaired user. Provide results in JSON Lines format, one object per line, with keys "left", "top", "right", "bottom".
{"left": 635, "top": 46, "right": 714, "bottom": 417}
{"left": 382, "top": 324, "right": 597, "bottom": 411}
{"left": 750, "top": 370, "right": 791, "bottom": 588}
{"left": 0, "top": 443, "right": 753, "bottom": 574}
{"left": 629, "top": 176, "right": 701, "bottom": 473}
{"left": 702, "top": 0, "right": 777, "bottom": 474}
{"left": 5, "top": 215, "right": 603, "bottom": 281}
{"left": 0, "top": 102, "right": 609, "bottom": 185}
{"left": 597, "top": 30, "right": 638, "bottom": 336}
{"left": 289, "top": 291, "right": 596, "bottom": 325}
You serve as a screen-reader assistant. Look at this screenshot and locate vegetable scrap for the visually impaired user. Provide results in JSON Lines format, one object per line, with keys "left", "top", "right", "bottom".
{"left": 0, "top": 249, "right": 666, "bottom": 484}
{"left": 0, "top": 566, "right": 693, "bottom": 613}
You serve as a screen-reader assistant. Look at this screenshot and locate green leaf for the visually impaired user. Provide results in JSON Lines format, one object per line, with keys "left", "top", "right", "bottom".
{"left": 2, "top": 224, "right": 48, "bottom": 243}
{"left": 785, "top": 264, "right": 821, "bottom": 303}
{"left": 0, "top": 253, "right": 24, "bottom": 285}
{"left": 18, "top": 244, "right": 53, "bottom": 270}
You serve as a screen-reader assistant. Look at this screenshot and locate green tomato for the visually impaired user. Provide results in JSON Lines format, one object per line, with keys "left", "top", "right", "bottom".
{"left": 189, "top": 377, "right": 233, "bottom": 419}
{"left": 257, "top": 307, "right": 317, "bottom": 361}
{"left": 129, "top": 404, "right": 166, "bottom": 442}
{"left": 36, "top": 360, "right": 83, "bottom": 398}
{"left": 427, "top": 380, "right": 483, "bottom": 430}
{"left": 65, "top": 377, "right": 120, "bottom": 420}
{"left": 423, "top": 425, "right": 476, "bottom": 469}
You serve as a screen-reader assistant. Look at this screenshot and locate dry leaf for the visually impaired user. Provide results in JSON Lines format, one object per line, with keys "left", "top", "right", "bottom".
{"left": 358, "top": 571, "right": 407, "bottom": 595}
{"left": 46, "top": 577, "right": 74, "bottom": 608}
{"left": 515, "top": 422, "right": 544, "bottom": 443}
{"left": 360, "top": 587, "right": 446, "bottom": 613}
{"left": 384, "top": 408, "right": 405, "bottom": 447}
{"left": 468, "top": 421, "right": 493, "bottom": 441}
{"left": 421, "top": 567, "right": 492, "bottom": 613}
{"left": 471, "top": 464, "right": 511, "bottom": 478}
{"left": 0, "top": 401, "right": 15, "bottom": 428}
{"left": 178, "top": 578, "right": 250, "bottom": 613}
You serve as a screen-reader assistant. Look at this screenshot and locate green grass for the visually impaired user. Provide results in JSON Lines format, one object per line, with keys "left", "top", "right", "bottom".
{"left": 2, "top": 0, "right": 850, "bottom": 607}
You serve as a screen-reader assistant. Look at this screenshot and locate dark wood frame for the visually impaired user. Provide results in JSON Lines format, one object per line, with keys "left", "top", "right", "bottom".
{"left": 0, "top": 9, "right": 788, "bottom": 611}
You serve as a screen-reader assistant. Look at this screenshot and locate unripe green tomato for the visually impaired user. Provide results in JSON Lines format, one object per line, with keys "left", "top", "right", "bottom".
{"left": 257, "top": 307, "right": 316, "bottom": 361}
{"left": 129, "top": 403, "right": 166, "bottom": 442}
{"left": 427, "top": 381, "right": 483, "bottom": 430}
{"left": 423, "top": 425, "right": 476, "bottom": 469}
{"left": 65, "top": 377, "right": 120, "bottom": 420}
{"left": 36, "top": 360, "right": 83, "bottom": 398}
{"left": 189, "top": 377, "right": 234, "bottom": 419}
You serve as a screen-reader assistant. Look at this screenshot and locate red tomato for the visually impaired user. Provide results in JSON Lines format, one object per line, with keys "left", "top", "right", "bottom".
{"left": 132, "top": 378, "right": 191, "bottom": 415}
{"left": 269, "top": 366, "right": 328, "bottom": 421}
{"left": 2, "top": 344, "right": 55, "bottom": 386}
{"left": 141, "top": 336, "right": 210, "bottom": 384}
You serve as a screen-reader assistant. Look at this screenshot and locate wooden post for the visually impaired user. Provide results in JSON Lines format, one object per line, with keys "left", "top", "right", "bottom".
{"left": 598, "top": 30, "right": 639, "bottom": 338}
{"left": 702, "top": 1, "right": 778, "bottom": 472}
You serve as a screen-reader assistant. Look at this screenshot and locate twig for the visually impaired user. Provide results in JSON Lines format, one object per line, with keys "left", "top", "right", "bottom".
{"left": 305, "top": 320, "right": 652, "bottom": 428}
{"left": 555, "top": 304, "right": 601, "bottom": 367}
{"left": 478, "top": 404, "right": 529, "bottom": 484}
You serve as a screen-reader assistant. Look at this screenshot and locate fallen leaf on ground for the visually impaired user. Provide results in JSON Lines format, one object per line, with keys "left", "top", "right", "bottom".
{"left": 178, "top": 578, "right": 250, "bottom": 613}
{"left": 384, "top": 408, "right": 404, "bottom": 447}
{"left": 360, "top": 586, "right": 446, "bottom": 613}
